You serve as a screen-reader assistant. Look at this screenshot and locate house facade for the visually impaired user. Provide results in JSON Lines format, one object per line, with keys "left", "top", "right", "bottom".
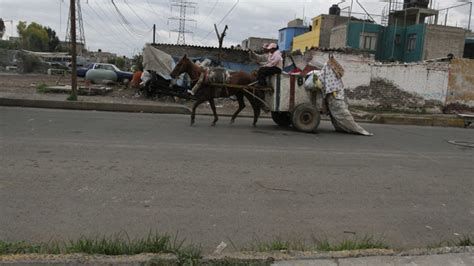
{"left": 278, "top": 19, "right": 309, "bottom": 52}
{"left": 292, "top": 14, "right": 349, "bottom": 52}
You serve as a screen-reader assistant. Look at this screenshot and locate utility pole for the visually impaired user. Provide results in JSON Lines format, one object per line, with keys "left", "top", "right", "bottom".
{"left": 153, "top": 24, "right": 156, "bottom": 44}
{"left": 214, "top": 24, "right": 228, "bottom": 65}
{"left": 69, "top": 0, "right": 77, "bottom": 101}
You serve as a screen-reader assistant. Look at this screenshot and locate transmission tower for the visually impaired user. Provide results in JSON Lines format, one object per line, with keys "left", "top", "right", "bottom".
{"left": 169, "top": 0, "right": 196, "bottom": 45}
{"left": 66, "top": 0, "right": 86, "bottom": 54}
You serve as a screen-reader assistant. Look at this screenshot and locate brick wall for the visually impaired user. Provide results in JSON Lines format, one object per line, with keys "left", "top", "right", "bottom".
{"left": 329, "top": 25, "right": 348, "bottom": 49}
{"left": 423, "top": 25, "right": 466, "bottom": 60}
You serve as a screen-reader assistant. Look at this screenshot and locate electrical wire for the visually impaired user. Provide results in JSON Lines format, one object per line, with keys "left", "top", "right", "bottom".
{"left": 198, "top": 0, "right": 239, "bottom": 43}
{"left": 108, "top": 0, "right": 150, "bottom": 36}
{"left": 85, "top": 2, "right": 137, "bottom": 40}
{"left": 94, "top": 0, "right": 143, "bottom": 39}
{"left": 122, "top": 0, "right": 150, "bottom": 28}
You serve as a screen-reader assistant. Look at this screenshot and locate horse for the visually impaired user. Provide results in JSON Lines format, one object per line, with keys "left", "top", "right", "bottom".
{"left": 170, "top": 55, "right": 264, "bottom": 127}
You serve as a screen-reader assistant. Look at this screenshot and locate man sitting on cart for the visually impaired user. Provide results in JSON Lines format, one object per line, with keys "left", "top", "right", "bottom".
{"left": 249, "top": 43, "right": 283, "bottom": 87}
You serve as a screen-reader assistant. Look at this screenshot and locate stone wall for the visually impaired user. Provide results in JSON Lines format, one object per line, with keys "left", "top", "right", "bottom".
{"left": 446, "top": 58, "right": 474, "bottom": 112}
{"left": 307, "top": 50, "right": 452, "bottom": 112}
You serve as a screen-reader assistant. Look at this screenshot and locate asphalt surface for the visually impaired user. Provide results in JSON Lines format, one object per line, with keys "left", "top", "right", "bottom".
{"left": 1, "top": 107, "right": 473, "bottom": 252}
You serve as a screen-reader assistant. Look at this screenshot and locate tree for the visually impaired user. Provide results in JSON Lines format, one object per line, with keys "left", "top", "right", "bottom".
{"left": 44, "top": 27, "right": 60, "bottom": 52}
{"left": 16, "top": 21, "right": 51, "bottom": 52}
{"left": 0, "top": 19, "right": 5, "bottom": 39}
{"left": 17, "top": 21, "right": 26, "bottom": 37}
{"left": 115, "top": 57, "right": 125, "bottom": 69}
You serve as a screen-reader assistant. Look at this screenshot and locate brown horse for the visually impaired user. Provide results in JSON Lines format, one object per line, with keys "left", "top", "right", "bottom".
{"left": 170, "top": 55, "right": 263, "bottom": 127}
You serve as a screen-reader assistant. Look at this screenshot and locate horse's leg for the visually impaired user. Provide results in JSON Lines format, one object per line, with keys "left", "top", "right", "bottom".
{"left": 209, "top": 98, "right": 218, "bottom": 126}
{"left": 230, "top": 92, "right": 245, "bottom": 124}
{"left": 191, "top": 98, "right": 207, "bottom": 126}
{"left": 249, "top": 97, "right": 262, "bottom": 127}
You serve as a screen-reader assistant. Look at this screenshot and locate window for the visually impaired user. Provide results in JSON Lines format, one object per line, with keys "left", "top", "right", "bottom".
{"left": 395, "top": 34, "right": 401, "bottom": 45}
{"left": 359, "top": 32, "right": 377, "bottom": 51}
{"left": 407, "top": 33, "right": 417, "bottom": 52}
{"left": 314, "top": 19, "right": 319, "bottom": 27}
{"left": 280, "top": 31, "right": 285, "bottom": 42}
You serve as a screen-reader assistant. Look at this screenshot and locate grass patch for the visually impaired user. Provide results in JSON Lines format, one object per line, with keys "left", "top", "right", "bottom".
{"left": 427, "top": 235, "right": 473, "bottom": 249}
{"left": 456, "top": 235, "right": 473, "bottom": 247}
{"left": 36, "top": 83, "right": 49, "bottom": 93}
{"left": 313, "top": 236, "right": 389, "bottom": 251}
{"left": 0, "top": 232, "right": 201, "bottom": 261}
{"left": 248, "top": 235, "right": 389, "bottom": 252}
{"left": 0, "top": 240, "right": 42, "bottom": 254}
{"left": 67, "top": 94, "right": 78, "bottom": 101}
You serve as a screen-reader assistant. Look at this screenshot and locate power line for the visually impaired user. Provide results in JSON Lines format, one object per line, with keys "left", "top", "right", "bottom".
{"left": 93, "top": 0, "right": 143, "bottom": 39}
{"left": 123, "top": 0, "right": 150, "bottom": 28}
{"left": 201, "top": 0, "right": 218, "bottom": 24}
{"left": 85, "top": 2, "right": 134, "bottom": 39}
{"left": 81, "top": 4, "right": 137, "bottom": 50}
{"left": 198, "top": 0, "right": 239, "bottom": 43}
{"left": 108, "top": 0, "right": 151, "bottom": 37}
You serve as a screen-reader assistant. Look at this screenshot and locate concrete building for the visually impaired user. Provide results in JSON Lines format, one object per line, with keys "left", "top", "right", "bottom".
{"left": 241, "top": 37, "right": 278, "bottom": 52}
{"left": 278, "top": 19, "right": 309, "bottom": 52}
{"left": 329, "top": 4, "right": 467, "bottom": 62}
{"left": 465, "top": 33, "right": 474, "bottom": 59}
{"left": 330, "top": 21, "right": 383, "bottom": 53}
{"left": 377, "top": 4, "right": 466, "bottom": 62}
{"left": 292, "top": 14, "right": 349, "bottom": 52}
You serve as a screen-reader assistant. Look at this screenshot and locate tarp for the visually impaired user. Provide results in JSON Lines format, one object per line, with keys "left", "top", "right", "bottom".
{"left": 142, "top": 44, "right": 175, "bottom": 80}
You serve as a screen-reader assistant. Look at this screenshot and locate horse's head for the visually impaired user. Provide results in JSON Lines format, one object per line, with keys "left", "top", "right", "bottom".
{"left": 170, "top": 54, "right": 193, "bottom": 79}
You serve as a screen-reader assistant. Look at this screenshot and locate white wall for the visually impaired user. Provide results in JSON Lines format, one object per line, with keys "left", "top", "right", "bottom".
{"left": 370, "top": 63, "right": 450, "bottom": 103}
{"left": 303, "top": 51, "right": 450, "bottom": 107}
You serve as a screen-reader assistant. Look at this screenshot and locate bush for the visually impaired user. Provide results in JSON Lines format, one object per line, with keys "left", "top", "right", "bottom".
{"left": 17, "top": 51, "right": 42, "bottom": 73}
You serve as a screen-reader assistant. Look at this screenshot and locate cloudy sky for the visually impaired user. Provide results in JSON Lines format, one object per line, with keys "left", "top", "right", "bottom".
{"left": 0, "top": 0, "right": 472, "bottom": 56}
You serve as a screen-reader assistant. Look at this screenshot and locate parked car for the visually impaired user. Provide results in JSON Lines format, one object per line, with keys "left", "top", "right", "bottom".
{"left": 77, "top": 63, "right": 133, "bottom": 83}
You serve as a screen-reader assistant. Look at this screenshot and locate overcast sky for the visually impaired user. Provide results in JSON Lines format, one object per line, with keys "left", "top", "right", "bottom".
{"left": 0, "top": 0, "right": 472, "bottom": 56}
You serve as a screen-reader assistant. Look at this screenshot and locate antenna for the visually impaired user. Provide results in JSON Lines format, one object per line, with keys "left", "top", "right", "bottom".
{"left": 66, "top": 0, "right": 86, "bottom": 54}
{"left": 169, "top": 0, "right": 197, "bottom": 45}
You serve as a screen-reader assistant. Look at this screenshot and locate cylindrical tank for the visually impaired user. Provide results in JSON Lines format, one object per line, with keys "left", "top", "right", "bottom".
{"left": 85, "top": 69, "right": 117, "bottom": 83}
{"left": 329, "top": 4, "right": 341, "bottom": 16}
{"left": 404, "top": 0, "right": 430, "bottom": 9}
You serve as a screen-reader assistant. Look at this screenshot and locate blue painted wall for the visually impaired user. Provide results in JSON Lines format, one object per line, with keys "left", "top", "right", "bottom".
{"left": 346, "top": 22, "right": 384, "bottom": 53}
{"left": 376, "top": 24, "right": 426, "bottom": 62}
{"left": 402, "top": 24, "right": 426, "bottom": 62}
{"left": 377, "top": 25, "right": 406, "bottom": 61}
{"left": 278, "top": 27, "right": 309, "bottom": 52}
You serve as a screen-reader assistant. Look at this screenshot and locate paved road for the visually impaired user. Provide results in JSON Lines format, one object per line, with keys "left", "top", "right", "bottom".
{"left": 1, "top": 107, "right": 473, "bottom": 251}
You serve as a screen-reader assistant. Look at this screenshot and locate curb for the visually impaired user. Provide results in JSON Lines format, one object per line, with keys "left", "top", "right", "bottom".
{"left": 375, "top": 115, "right": 466, "bottom": 128}
{"left": 0, "top": 97, "right": 191, "bottom": 115}
{"left": 0, "top": 97, "right": 469, "bottom": 128}
{"left": 0, "top": 247, "right": 472, "bottom": 265}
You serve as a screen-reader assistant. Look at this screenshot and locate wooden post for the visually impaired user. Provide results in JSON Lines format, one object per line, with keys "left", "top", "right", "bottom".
{"left": 69, "top": 0, "right": 78, "bottom": 101}
{"left": 214, "top": 24, "right": 228, "bottom": 65}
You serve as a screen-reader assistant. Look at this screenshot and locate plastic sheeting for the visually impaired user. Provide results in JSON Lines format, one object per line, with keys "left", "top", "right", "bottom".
{"left": 327, "top": 94, "right": 373, "bottom": 136}
{"left": 142, "top": 44, "right": 175, "bottom": 80}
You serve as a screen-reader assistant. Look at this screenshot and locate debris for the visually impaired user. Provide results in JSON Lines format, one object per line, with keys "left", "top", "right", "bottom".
{"left": 213, "top": 241, "right": 227, "bottom": 254}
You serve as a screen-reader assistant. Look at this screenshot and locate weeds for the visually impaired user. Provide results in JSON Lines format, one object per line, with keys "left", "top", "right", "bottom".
{"left": 36, "top": 83, "right": 48, "bottom": 93}
{"left": 0, "top": 232, "right": 200, "bottom": 260}
{"left": 248, "top": 235, "right": 389, "bottom": 252}
{"left": 0, "top": 240, "right": 41, "bottom": 254}
{"left": 67, "top": 94, "right": 77, "bottom": 101}
{"left": 456, "top": 235, "right": 473, "bottom": 247}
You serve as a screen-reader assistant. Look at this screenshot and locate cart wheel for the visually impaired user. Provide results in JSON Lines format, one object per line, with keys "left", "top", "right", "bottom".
{"left": 292, "top": 104, "right": 320, "bottom": 133}
{"left": 271, "top": 112, "right": 292, "bottom": 127}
